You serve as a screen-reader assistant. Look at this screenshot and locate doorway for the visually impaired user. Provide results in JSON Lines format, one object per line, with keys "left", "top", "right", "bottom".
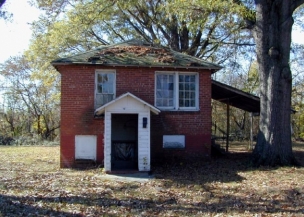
{"left": 111, "top": 114, "right": 138, "bottom": 170}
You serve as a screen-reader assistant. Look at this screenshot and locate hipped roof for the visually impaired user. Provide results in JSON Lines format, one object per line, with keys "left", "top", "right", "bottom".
{"left": 51, "top": 39, "right": 261, "bottom": 113}
{"left": 51, "top": 39, "right": 222, "bottom": 72}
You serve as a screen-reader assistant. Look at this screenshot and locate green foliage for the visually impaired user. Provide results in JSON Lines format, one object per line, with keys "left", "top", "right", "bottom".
{"left": 0, "top": 56, "right": 60, "bottom": 140}
{"left": 29, "top": 0, "right": 254, "bottom": 63}
{"left": 2, "top": 0, "right": 303, "bottom": 147}
{"left": 290, "top": 43, "right": 304, "bottom": 139}
{"left": 23, "top": 0, "right": 257, "bottom": 143}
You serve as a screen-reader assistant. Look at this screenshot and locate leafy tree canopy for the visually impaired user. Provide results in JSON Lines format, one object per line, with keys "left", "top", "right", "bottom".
{"left": 28, "top": 0, "right": 255, "bottom": 66}
{"left": 0, "top": 0, "right": 12, "bottom": 20}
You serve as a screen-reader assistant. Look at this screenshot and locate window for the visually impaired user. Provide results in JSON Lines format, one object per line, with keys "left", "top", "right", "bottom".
{"left": 156, "top": 74, "right": 174, "bottom": 108}
{"left": 95, "top": 70, "right": 116, "bottom": 108}
{"left": 155, "top": 72, "right": 198, "bottom": 110}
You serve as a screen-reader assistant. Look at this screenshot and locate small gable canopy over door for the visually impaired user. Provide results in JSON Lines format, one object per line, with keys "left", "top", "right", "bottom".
{"left": 94, "top": 92, "right": 160, "bottom": 172}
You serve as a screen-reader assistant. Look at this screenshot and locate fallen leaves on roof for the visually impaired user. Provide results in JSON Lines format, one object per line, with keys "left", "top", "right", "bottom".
{"left": 96, "top": 46, "right": 176, "bottom": 63}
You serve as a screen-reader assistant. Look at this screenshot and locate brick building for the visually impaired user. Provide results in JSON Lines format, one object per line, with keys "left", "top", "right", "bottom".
{"left": 52, "top": 39, "right": 222, "bottom": 172}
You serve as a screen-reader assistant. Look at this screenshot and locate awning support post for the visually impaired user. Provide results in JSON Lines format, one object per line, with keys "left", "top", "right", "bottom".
{"left": 249, "top": 112, "right": 253, "bottom": 150}
{"left": 226, "top": 103, "right": 230, "bottom": 153}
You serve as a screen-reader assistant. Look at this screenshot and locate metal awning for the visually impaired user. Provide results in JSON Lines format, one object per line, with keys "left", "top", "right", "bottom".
{"left": 212, "top": 80, "right": 260, "bottom": 113}
{"left": 211, "top": 80, "right": 260, "bottom": 152}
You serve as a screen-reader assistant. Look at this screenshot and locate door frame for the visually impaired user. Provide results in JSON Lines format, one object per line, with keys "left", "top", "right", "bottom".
{"left": 111, "top": 113, "right": 138, "bottom": 170}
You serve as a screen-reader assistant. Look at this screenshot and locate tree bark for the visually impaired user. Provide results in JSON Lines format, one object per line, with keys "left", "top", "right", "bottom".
{"left": 252, "top": 0, "right": 300, "bottom": 166}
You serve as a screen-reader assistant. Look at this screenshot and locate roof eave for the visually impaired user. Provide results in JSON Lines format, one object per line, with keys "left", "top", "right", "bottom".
{"left": 94, "top": 92, "right": 161, "bottom": 116}
{"left": 51, "top": 61, "right": 222, "bottom": 71}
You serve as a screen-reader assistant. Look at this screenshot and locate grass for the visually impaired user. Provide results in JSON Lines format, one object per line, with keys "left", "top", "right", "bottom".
{"left": 0, "top": 143, "right": 304, "bottom": 216}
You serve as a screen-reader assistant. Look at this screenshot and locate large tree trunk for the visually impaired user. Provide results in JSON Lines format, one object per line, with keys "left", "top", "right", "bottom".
{"left": 252, "top": 0, "right": 298, "bottom": 166}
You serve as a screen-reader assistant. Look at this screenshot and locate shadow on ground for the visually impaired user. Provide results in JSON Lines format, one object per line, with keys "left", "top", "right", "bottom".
{"left": 1, "top": 144, "right": 303, "bottom": 216}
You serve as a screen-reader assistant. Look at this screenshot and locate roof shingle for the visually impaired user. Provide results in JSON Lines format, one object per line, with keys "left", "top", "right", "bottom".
{"left": 51, "top": 39, "right": 222, "bottom": 71}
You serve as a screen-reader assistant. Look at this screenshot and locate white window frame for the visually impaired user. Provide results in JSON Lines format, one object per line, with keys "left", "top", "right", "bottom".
{"left": 155, "top": 71, "right": 199, "bottom": 111}
{"left": 95, "top": 70, "right": 116, "bottom": 109}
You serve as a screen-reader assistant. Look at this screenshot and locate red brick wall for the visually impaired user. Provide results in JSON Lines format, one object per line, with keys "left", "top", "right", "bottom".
{"left": 57, "top": 65, "right": 212, "bottom": 167}
{"left": 59, "top": 65, "right": 104, "bottom": 167}
{"left": 150, "top": 70, "right": 212, "bottom": 163}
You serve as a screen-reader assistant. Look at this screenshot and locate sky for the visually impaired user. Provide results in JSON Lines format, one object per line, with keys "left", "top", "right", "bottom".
{"left": 0, "top": 1, "right": 303, "bottom": 64}
{"left": 0, "top": 0, "right": 41, "bottom": 63}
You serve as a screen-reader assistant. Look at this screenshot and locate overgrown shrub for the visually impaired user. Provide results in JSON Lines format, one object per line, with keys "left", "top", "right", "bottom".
{"left": 11, "top": 135, "right": 59, "bottom": 146}
{"left": 0, "top": 135, "right": 14, "bottom": 145}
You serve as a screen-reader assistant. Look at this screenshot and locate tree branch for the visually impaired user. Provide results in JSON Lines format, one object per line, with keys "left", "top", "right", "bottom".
{"left": 292, "top": 0, "right": 304, "bottom": 12}
{"left": 220, "top": 42, "right": 255, "bottom": 46}
{"left": 88, "top": 29, "right": 109, "bottom": 45}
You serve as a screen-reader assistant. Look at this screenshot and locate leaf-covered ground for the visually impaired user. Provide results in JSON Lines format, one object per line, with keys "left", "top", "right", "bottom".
{"left": 0, "top": 143, "right": 304, "bottom": 217}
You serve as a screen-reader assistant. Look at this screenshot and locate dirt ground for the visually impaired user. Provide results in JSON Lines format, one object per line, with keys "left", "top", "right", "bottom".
{"left": 0, "top": 143, "right": 303, "bottom": 216}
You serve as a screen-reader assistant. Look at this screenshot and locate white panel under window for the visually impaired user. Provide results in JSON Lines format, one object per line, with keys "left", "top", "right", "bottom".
{"left": 75, "top": 135, "right": 97, "bottom": 160}
{"left": 163, "top": 135, "right": 185, "bottom": 149}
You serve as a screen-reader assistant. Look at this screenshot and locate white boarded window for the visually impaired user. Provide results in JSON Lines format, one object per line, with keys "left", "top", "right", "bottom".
{"left": 163, "top": 135, "right": 185, "bottom": 149}
{"left": 75, "top": 135, "right": 97, "bottom": 160}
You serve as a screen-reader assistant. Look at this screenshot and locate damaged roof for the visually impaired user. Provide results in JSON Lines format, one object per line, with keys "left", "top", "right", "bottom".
{"left": 51, "top": 39, "right": 222, "bottom": 71}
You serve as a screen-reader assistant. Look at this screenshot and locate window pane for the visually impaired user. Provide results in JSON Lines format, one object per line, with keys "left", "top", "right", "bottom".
{"left": 96, "top": 72, "right": 115, "bottom": 107}
{"left": 103, "top": 85, "right": 109, "bottom": 93}
{"left": 185, "top": 83, "right": 190, "bottom": 90}
{"left": 190, "top": 83, "right": 195, "bottom": 91}
{"left": 185, "top": 100, "right": 189, "bottom": 107}
{"left": 156, "top": 90, "right": 162, "bottom": 98}
{"left": 97, "top": 73, "right": 114, "bottom": 94}
{"left": 179, "top": 91, "right": 184, "bottom": 98}
{"left": 178, "top": 74, "right": 196, "bottom": 108}
{"left": 185, "top": 92, "right": 189, "bottom": 98}
{"left": 163, "top": 90, "right": 169, "bottom": 97}
{"left": 164, "top": 82, "right": 169, "bottom": 90}
{"left": 156, "top": 99, "right": 162, "bottom": 106}
{"left": 179, "top": 98, "right": 184, "bottom": 107}
{"left": 185, "top": 75, "right": 190, "bottom": 82}
{"left": 157, "top": 76, "right": 162, "bottom": 89}
{"left": 107, "top": 73, "right": 114, "bottom": 82}
{"left": 179, "top": 75, "right": 184, "bottom": 82}
{"left": 97, "top": 74, "right": 103, "bottom": 83}
{"left": 108, "top": 85, "right": 114, "bottom": 93}
{"left": 190, "top": 92, "right": 195, "bottom": 99}
{"left": 98, "top": 84, "right": 103, "bottom": 93}
{"left": 156, "top": 74, "right": 174, "bottom": 107}
{"left": 179, "top": 83, "right": 184, "bottom": 90}
{"left": 190, "top": 100, "right": 195, "bottom": 107}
